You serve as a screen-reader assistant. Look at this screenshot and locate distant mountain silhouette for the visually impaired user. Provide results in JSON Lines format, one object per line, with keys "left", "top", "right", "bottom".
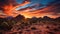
{"left": 43, "top": 16, "right": 54, "bottom": 21}
{"left": 55, "top": 17, "right": 60, "bottom": 22}
{"left": 55, "top": 17, "right": 60, "bottom": 20}
{"left": 14, "top": 14, "right": 25, "bottom": 22}
{"left": 29, "top": 17, "right": 38, "bottom": 23}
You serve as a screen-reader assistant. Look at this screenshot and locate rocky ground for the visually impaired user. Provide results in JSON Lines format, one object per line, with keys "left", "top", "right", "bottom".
{"left": 1, "top": 22, "right": 60, "bottom": 34}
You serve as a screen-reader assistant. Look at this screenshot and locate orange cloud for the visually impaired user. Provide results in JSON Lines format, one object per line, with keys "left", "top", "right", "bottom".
{"left": 18, "top": 6, "right": 60, "bottom": 18}
{"left": 0, "top": 0, "right": 60, "bottom": 18}
{"left": 2, "top": 0, "right": 30, "bottom": 17}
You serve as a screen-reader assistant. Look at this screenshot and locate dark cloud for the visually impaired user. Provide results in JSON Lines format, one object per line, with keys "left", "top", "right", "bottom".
{"left": 48, "top": 1, "right": 60, "bottom": 15}
{"left": 38, "top": 0, "right": 60, "bottom": 16}
{"left": 0, "top": 0, "right": 17, "bottom": 10}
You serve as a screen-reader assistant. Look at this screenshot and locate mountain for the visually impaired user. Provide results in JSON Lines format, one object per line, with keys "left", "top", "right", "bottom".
{"left": 14, "top": 14, "right": 25, "bottom": 22}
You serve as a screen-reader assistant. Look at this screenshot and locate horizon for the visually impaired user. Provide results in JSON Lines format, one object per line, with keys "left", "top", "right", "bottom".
{"left": 0, "top": 14, "right": 60, "bottom": 19}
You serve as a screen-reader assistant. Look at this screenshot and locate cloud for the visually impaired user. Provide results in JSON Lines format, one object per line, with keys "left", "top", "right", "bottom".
{"left": 0, "top": 0, "right": 60, "bottom": 18}
{"left": 18, "top": 1, "right": 60, "bottom": 18}
{"left": 0, "top": 0, "right": 17, "bottom": 10}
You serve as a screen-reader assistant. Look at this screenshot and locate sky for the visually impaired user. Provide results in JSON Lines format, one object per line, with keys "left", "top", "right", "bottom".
{"left": 0, "top": 0, "right": 60, "bottom": 18}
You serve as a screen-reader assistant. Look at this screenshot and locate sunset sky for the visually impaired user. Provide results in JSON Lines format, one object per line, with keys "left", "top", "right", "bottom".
{"left": 0, "top": 0, "right": 60, "bottom": 18}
